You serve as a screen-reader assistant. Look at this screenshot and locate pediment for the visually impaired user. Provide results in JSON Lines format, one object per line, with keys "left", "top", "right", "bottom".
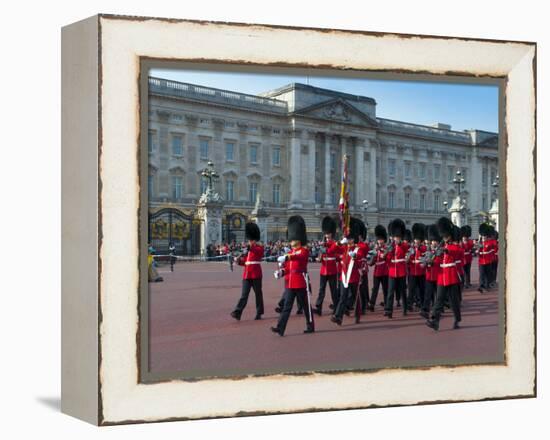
{"left": 293, "top": 98, "right": 378, "bottom": 128}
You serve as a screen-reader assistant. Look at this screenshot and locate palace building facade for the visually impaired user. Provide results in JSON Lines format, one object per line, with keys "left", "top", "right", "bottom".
{"left": 147, "top": 77, "right": 499, "bottom": 254}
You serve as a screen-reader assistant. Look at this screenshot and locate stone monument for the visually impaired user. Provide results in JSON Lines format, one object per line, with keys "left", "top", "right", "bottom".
{"left": 197, "top": 161, "right": 224, "bottom": 257}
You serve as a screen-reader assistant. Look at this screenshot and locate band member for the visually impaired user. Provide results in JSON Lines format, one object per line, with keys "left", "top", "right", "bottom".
{"left": 489, "top": 227, "right": 499, "bottom": 287}
{"left": 407, "top": 223, "right": 427, "bottom": 312}
{"left": 230, "top": 222, "right": 264, "bottom": 321}
{"left": 460, "top": 225, "right": 474, "bottom": 288}
{"left": 168, "top": 242, "right": 176, "bottom": 272}
{"left": 331, "top": 217, "right": 366, "bottom": 325}
{"left": 452, "top": 225, "right": 465, "bottom": 302}
{"left": 357, "top": 220, "right": 370, "bottom": 314}
{"left": 384, "top": 218, "right": 408, "bottom": 318}
{"left": 478, "top": 223, "right": 497, "bottom": 293}
{"left": 271, "top": 216, "right": 314, "bottom": 336}
{"left": 368, "top": 225, "right": 389, "bottom": 311}
{"left": 420, "top": 224, "right": 442, "bottom": 318}
{"left": 314, "top": 216, "right": 340, "bottom": 316}
{"left": 426, "top": 217, "right": 463, "bottom": 331}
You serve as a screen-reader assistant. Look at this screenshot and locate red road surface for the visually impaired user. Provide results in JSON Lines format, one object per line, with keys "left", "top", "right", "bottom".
{"left": 149, "top": 261, "right": 503, "bottom": 378}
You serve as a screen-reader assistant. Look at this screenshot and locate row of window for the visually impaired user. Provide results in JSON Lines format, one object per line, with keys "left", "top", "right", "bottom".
{"left": 376, "top": 159, "right": 472, "bottom": 184}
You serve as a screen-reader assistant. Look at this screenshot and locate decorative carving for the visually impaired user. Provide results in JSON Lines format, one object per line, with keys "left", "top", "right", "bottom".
{"left": 324, "top": 102, "right": 351, "bottom": 121}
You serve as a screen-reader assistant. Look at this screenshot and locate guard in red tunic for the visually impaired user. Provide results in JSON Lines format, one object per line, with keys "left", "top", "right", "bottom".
{"left": 357, "top": 221, "right": 370, "bottom": 315}
{"left": 478, "top": 223, "right": 497, "bottom": 293}
{"left": 368, "top": 225, "right": 389, "bottom": 311}
{"left": 314, "top": 216, "right": 340, "bottom": 316}
{"left": 384, "top": 219, "right": 408, "bottom": 318}
{"left": 460, "top": 225, "right": 474, "bottom": 288}
{"left": 331, "top": 217, "right": 367, "bottom": 325}
{"left": 420, "top": 224, "right": 443, "bottom": 318}
{"left": 426, "top": 217, "right": 463, "bottom": 331}
{"left": 406, "top": 223, "right": 427, "bottom": 312}
{"left": 230, "top": 222, "right": 264, "bottom": 321}
{"left": 489, "top": 227, "right": 499, "bottom": 287}
{"left": 271, "top": 216, "right": 314, "bottom": 336}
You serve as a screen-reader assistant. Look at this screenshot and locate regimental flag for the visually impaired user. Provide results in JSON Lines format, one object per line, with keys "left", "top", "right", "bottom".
{"left": 339, "top": 154, "right": 350, "bottom": 237}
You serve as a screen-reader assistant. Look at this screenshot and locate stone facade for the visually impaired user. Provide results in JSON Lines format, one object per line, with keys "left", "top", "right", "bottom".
{"left": 148, "top": 77, "right": 499, "bottom": 244}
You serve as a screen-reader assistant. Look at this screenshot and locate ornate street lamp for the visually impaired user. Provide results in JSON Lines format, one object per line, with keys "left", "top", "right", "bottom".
{"left": 201, "top": 160, "right": 219, "bottom": 193}
{"left": 453, "top": 169, "right": 466, "bottom": 195}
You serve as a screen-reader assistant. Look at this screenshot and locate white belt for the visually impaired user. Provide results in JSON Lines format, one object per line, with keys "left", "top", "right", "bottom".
{"left": 464, "top": 252, "right": 471, "bottom": 255}
{"left": 375, "top": 261, "right": 386, "bottom": 266}
{"left": 440, "top": 263, "right": 456, "bottom": 268}
{"left": 391, "top": 259, "right": 406, "bottom": 263}
{"left": 413, "top": 259, "right": 423, "bottom": 264}
{"left": 245, "top": 261, "right": 261, "bottom": 265}
{"left": 480, "top": 250, "right": 494, "bottom": 255}
{"left": 324, "top": 257, "right": 336, "bottom": 261}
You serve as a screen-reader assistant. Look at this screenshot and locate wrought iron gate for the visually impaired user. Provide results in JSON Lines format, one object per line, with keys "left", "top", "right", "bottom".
{"left": 148, "top": 208, "right": 199, "bottom": 255}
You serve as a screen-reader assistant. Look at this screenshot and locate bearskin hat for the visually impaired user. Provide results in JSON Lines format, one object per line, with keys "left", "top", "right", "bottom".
{"left": 388, "top": 218, "right": 406, "bottom": 238}
{"left": 346, "top": 217, "right": 363, "bottom": 242}
{"left": 460, "top": 225, "right": 472, "bottom": 238}
{"left": 357, "top": 218, "right": 367, "bottom": 241}
{"left": 321, "top": 216, "right": 337, "bottom": 236}
{"left": 244, "top": 222, "right": 261, "bottom": 241}
{"left": 437, "top": 216, "right": 454, "bottom": 239}
{"left": 404, "top": 229, "right": 412, "bottom": 242}
{"left": 479, "top": 222, "right": 491, "bottom": 237}
{"left": 488, "top": 224, "right": 497, "bottom": 238}
{"left": 412, "top": 223, "right": 426, "bottom": 241}
{"left": 451, "top": 224, "right": 461, "bottom": 242}
{"left": 426, "top": 224, "right": 441, "bottom": 242}
{"left": 287, "top": 215, "right": 307, "bottom": 244}
{"left": 374, "top": 224, "right": 388, "bottom": 241}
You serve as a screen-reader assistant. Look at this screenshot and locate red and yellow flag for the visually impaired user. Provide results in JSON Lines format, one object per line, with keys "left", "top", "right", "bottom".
{"left": 339, "top": 154, "right": 350, "bottom": 237}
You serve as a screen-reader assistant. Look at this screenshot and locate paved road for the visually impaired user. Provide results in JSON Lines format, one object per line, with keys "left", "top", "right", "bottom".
{"left": 149, "top": 261, "right": 502, "bottom": 378}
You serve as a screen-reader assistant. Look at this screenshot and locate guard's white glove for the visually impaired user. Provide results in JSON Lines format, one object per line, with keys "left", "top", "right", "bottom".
{"left": 349, "top": 250, "right": 357, "bottom": 259}
{"left": 340, "top": 237, "right": 348, "bottom": 245}
{"left": 277, "top": 255, "right": 287, "bottom": 263}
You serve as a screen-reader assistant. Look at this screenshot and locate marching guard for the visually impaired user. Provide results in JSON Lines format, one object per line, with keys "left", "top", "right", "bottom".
{"left": 230, "top": 222, "right": 264, "bottom": 321}
{"left": 460, "top": 225, "right": 474, "bottom": 288}
{"left": 314, "top": 216, "right": 340, "bottom": 316}
{"left": 420, "top": 224, "right": 442, "bottom": 319}
{"left": 357, "top": 221, "right": 370, "bottom": 314}
{"left": 331, "top": 217, "right": 366, "bottom": 325}
{"left": 271, "top": 216, "right": 315, "bottom": 336}
{"left": 368, "top": 225, "right": 389, "bottom": 311}
{"left": 407, "top": 223, "right": 427, "bottom": 312}
{"left": 478, "top": 223, "right": 497, "bottom": 293}
{"left": 384, "top": 219, "right": 408, "bottom": 318}
{"left": 426, "top": 217, "right": 463, "bottom": 331}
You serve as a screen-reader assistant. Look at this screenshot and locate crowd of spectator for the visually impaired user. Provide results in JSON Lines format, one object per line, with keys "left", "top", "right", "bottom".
{"left": 205, "top": 240, "right": 326, "bottom": 262}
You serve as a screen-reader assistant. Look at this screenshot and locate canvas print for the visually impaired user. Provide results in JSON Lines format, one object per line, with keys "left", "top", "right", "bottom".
{"left": 144, "top": 66, "right": 502, "bottom": 380}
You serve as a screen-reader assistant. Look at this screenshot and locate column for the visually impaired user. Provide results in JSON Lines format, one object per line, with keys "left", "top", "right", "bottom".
{"left": 307, "top": 131, "right": 316, "bottom": 205}
{"left": 354, "top": 137, "right": 365, "bottom": 207}
{"left": 289, "top": 129, "right": 302, "bottom": 208}
{"left": 469, "top": 148, "right": 483, "bottom": 230}
{"left": 368, "top": 139, "right": 377, "bottom": 211}
{"left": 324, "top": 133, "right": 332, "bottom": 206}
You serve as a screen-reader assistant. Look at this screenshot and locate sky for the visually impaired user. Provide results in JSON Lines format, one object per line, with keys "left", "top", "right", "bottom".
{"left": 150, "top": 67, "right": 499, "bottom": 133}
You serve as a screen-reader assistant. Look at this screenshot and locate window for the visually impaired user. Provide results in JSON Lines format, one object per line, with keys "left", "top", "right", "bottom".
{"left": 419, "top": 162, "right": 426, "bottom": 179}
{"left": 273, "top": 183, "right": 281, "bottom": 205}
{"left": 148, "top": 175, "right": 154, "bottom": 196}
{"left": 225, "top": 181, "right": 234, "bottom": 201}
{"left": 388, "top": 159, "right": 396, "bottom": 177}
{"left": 148, "top": 131, "right": 155, "bottom": 154}
{"left": 250, "top": 145, "right": 258, "bottom": 164}
{"left": 249, "top": 182, "right": 258, "bottom": 203}
{"left": 490, "top": 168, "right": 497, "bottom": 185}
{"left": 482, "top": 167, "right": 488, "bottom": 185}
{"left": 404, "top": 192, "right": 411, "bottom": 210}
{"left": 200, "top": 139, "right": 209, "bottom": 160}
{"left": 482, "top": 194, "right": 488, "bottom": 210}
{"left": 172, "top": 135, "right": 183, "bottom": 156}
{"left": 434, "top": 192, "right": 440, "bottom": 211}
{"left": 330, "top": 152, "right": 336, "bottom": 171}
{"left": 172, "top": 176, "right": 183, "bottom": 199}
{"left": 434, "top": 164, "right": 441, "bottom": 181}
{"left": 419, "top": 193, "right": 426, "bottom": 211}
{"left": 404, "top": 161, "right": 411, "bottom": 178}
{"left": 225, "top": 142, "right": 234, "bottom": 161}
{"left": 200, "top": 178, "right": 208, "bottom": 195}
{"left": 448, "top": 166, "right": 455, "bottom": 183}
{"left": 388, "top": 190, "right": 395, "bottom": 208}
{"left": 272, "top": 146, "right": 281, "bottom": 166}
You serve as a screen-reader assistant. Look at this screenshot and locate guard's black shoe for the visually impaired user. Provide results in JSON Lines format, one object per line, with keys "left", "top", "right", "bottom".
{"left": 344, "top": 309, "right": 351, "bottom": 317}
{"left": 296, "top": 309, "right": 304, "bottom": 315}
{"left": 368, "top": 304, "right": 375, "bottom": 312}
{"left": 271, "top": 326, "right": 283, "bottom": 336}
{"left": 303, "top": 328, "right": 315, "bottom": 334}
{"left": 313, "top": 307, "right": 322, "bottom": 316}
{"left": 477, "top": 287, "right": 483, "bottom": 293}
{"left": 330, "top": 315, "right": 342, "bottom": 326}
{"left": 329, "top": 303, "right": 335, "bottom": 310}
{"left": 275, "top": 307, "right": 282, "bottom": 313}
{"left": 230, "top": 311, "right": 241, "bottom": 321}
{"left": 396, "top": 302, "right": 401, "bottom": 308}
{"left": 379, "top": 301, "right": 385, "bottom": 307}
{"left": 426, "top": 319, "right": 439, "bottom": 331}
{"left": 383, "top": 311, "right": 393, "bottom": 319}
{"left": 254, "top": 314, "right": 262, "bottom": 320}
{"left": 453, "top": 321, "right": 460, "bottom": 329}
{"left": 420, "top": 310, "right": 429, "bottom": 319}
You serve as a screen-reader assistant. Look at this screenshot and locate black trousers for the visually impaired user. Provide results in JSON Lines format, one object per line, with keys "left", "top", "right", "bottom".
{"left": 422, "top": 280, "right": 437, "bottom": 313}
{"left": 278, "top": 289, "right": 303, "bottom": 312}
{"left": 385, "top": 276, "right": 407, "bottom": 313}
{"left": 277, "top": 288, "right": 314, "bottom": 335}
{"left": 170, "top": 255, "right": 176, "bottom": 271}
{"left": 490, "top": 260, "right": 498, "bottom": 285}
{"left": 370, "top": 275, "right": 388, "bottom": 307}
{"left": 234, "top": 278, "right": 264, "bottom": 316}
{"left": 479, "top": 264, "right": 492, "bottom": 289}
{"left": 407, "top": 275, "right": 426, "bottom": 310}
{"left": 334, "top": 283, "right": 358, "bottom": 320}
{"left": 463, "top": 262, "right": 471, "bottom": 286}
{"left": 316, "top": 274, "right": 338, "bottom": 309}
{"left": 432, "top": 283, "right": 461, "bottom": 323}
{"left": 359, "top": 275, "right": 369, "bottom": 312}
